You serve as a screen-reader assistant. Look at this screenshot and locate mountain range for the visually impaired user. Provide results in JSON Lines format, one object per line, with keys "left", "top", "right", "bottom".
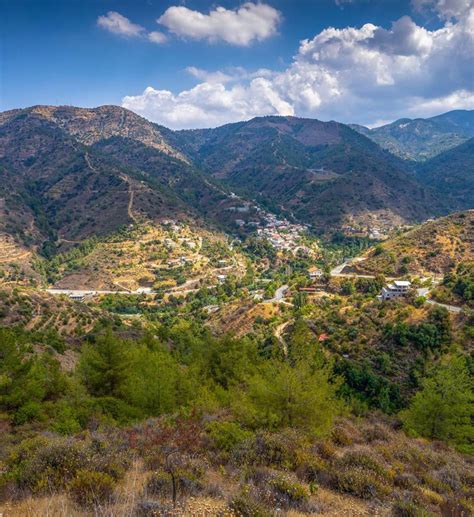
{"left": 351, "top": 110, "right": 474, "bottom": 161}
{"left": 0, "top": 105, "right": 473, "bottom": 256}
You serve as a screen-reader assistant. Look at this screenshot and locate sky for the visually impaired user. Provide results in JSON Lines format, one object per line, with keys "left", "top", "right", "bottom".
{"left": 1, "top": 0, "right": 473, "bottom": 128}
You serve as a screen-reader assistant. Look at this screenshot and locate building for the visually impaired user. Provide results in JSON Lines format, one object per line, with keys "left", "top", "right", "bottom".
{"left": 379, "top": 280, "right": 412, "bottom": 301}
{"left": 216, "top": 274, "right": 227, "bottom": 284}
{"left": 308, "top": 267, "right": 323, "bottom": 280}
{"left": 68, "top": 291, "right": 94, "bottom": 302}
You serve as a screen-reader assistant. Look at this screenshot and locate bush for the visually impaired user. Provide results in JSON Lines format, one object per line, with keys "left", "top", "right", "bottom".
{"left": 392, "top": 500, "right": 429, "bottom": 516}
{"left": 328, "top": 467, "right": 391, "bottom": 499}
{"left": 435, "top": 465, "right": 462, "bottom": 492}
{"left": 207, "top": 421, "right": 254, "bottom": 454}
{"left": 331, "top": 425, "right": 354, "bottom": 446}
{"left": 232, "top": 430, "right": 306, "bottom": 470}
{"left": 146, "top": 471, "right": 172, "bottom": 497}
{"left": 146, "top": 469, "right": 204, "bottom": 500}
{"left": 67, "top": 469, "right": 116, "bottom": 508}
{"left": 229, "top": 491, "right": 273, "bottom": 517}
{"left": 5, "top": 434, "right": 129, "bottom": 495}
{"left": 394, "top": 473, "right": 418, "bottom": 490}
{"left": 337, "top": 450, "right": 391, "bottom": 481}
{"left": 8, "top": 437, "right": 88, "bottom": 493}
{"left": 297, "top": 457, "right": 328, "bottom": 483}
{"left": 269, "top": 473, "right": 309, "bottom": 508}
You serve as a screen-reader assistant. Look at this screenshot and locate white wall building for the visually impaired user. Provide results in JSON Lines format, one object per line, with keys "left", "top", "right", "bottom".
{"left": 379, "top": 280, "right": 412, "bottom": 301}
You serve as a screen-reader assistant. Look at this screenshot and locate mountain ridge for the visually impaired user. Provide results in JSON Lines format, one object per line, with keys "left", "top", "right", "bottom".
{"left": 350, "top": 109, "right": 474, "bottom": 161}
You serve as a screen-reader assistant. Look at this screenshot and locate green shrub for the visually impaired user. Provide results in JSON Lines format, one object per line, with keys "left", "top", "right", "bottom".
{"left": 8, "top": 437, "right": 88, "bottom": 492}
{"left": 5, "top": 434, "right": 129, "bottom": 495}
{"left": 232, "top": 430, "right": 306, "bottom": 470}
{"left": 298, "top": 457, "right": 328, "bottom": 483}
{"left": 207, "top": 421, "right": 254, "bottom": 453}
{"left": 146, "top": 471, "right": 172, "bottom": 497}
{"left": 331, "top": 425, "right": 354, "bottom": 446}
{"left": 269, "top": 474, "right": 309, "bottom": 506}
{"left": 67, "top": 469, "right": 116, "bottom": 508}
{"left": 338, "top": 451, "right": 390, "bottom": 480}
{"left": 392, "top": 500, "right": 429, "bottom": 516}
{"left": 394, "top": 473, "right": 418, "bottom": 490}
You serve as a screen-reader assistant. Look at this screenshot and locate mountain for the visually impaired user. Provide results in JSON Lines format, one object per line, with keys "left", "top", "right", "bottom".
{"left": 176, "top": 116, "right": 443, "bottom": 229}
{"left": 351, "top": 110, "right": 474, "bottom": 161}
{"left": 0, "top": 106, "right": 252, "bottom": 255}
{"left": 350, "top": 210, "right": 474, "bottom": 276}
{"left": 0, "top": 107, "right": 187, "bottom": 248}
{"left": 0, "top": 106, "right": 466, "bottom": 260}
{"left": 416, "top": 138, "right": 474, "bottom": 209}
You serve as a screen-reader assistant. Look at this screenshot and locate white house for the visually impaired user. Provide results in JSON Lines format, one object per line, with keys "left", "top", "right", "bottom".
{"left": 379, "top": 280, "right": 412, "bottom": 301}
{"left": 216, "top": 274, "right": 227, "bottom": 284}
{"left": 308, "top": 267, "right": 323, "bottom": 280}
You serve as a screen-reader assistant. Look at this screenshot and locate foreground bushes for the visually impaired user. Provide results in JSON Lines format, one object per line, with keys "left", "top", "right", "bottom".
{"left": 1, "top": 432, "right": 130, "bottom": 500}
{"left": 1, "top": 416, "right": 473, "bottom": 515}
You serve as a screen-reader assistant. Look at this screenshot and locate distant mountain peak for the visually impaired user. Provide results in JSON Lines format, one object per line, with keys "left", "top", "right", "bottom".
{"left": 351, "top": 109, "right": 474, "bottom": 161}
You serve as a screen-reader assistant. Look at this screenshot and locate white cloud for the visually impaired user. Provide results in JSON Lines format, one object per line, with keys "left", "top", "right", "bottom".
{"left": 122, "top": 79, "right": 293, "bottom": 129}
{"left": 412, "top": 0, "right": 473, "bottom": 20}
{"left": 185, "top": 67, "right": 234, "bottom": 84}
{"left": 157, "top": 2, "right": 281, "bottom": 46}
{"left": 148, "top": 31, "right": 167, "bottom": 44}
{"left": 407, "top": 89, "right": 474, "bottom": 116}
{"left": 97, "top": 12, "right": 167, "bottom": 44}
{"left": 97, "top": 11, "right": 145, "bottom": 38}
{"left": 122, "top": 7, "right": 474, "bottom": 128}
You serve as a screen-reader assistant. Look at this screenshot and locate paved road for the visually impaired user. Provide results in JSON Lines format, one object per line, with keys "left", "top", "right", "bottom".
{"left": 264, "top": 284, "right": 289, "bottom": 303}
{"left": 46, "top": 288, "right": 153, "bottom": 296}
{"left": 416, "top": 287, "right": 462, "bottom": 314}
{"left": 330, "top": 256, "right": 368, "bottom": 277}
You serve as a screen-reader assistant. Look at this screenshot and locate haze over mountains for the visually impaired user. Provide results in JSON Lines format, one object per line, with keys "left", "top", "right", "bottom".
{"left": 0, "top": 105, "right": 473, "bottom": 253}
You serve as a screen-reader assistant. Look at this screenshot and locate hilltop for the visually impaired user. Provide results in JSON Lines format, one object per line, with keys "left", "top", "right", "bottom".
{"left": 1, "top": 105, "right": 466, "bottom": 263}
{"left": 351, "top": 211, "right": 474, "bottom": 277}
{"left": 176, "top": 115, "right": 442, "bottom": 230}
{"left": 0, "top": 105, "right": 262, "bottom": 262}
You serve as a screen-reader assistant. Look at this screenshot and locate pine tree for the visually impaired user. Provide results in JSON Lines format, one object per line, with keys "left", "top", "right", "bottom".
{"left": 78, "top": 331, "right": 130, "bottom": 398}
{"left": 401, "top": 356, "right": 473, "bottom": 452}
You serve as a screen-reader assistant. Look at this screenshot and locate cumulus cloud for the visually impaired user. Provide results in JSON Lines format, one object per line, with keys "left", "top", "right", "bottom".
{"left": 122, "top": 79, "right": 294, "bottom": 128}
{"left": 97, "top": 11, "right": 145, "bottom": 38}
{"left": 412, "top": 0, "right": 473, "bottom": 20}
{"left": 122, "top": 6, "right": 474, "bottom": 128}
{"left": 157, "top": 3, "right": 281, "bottom": 46}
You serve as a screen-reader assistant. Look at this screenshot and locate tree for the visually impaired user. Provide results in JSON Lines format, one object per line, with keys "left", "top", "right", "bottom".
{"left": 0, "top": 329, "right": 67, "bottom": 424}
{"left": 401, "top": 356, "right": 473, "bottom": 452}
{"left": 287, "top": 319, "right": 320, "bottom": 365}
{"left": 122, "top": 340, "right": 194, "bottom": 417}
{"left": 235, "top": 358, "right": 342, "bottom": 437}
{"left": 78, "top": 331, "right": 130, "bottom": 398}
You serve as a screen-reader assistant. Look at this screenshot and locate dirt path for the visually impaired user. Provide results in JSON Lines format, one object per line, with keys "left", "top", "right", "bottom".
{"left": 274, "top": 319, "right": 293, "bottom": 356}
{"left": 118, "top": 174, "right": 137, "bottom": 223}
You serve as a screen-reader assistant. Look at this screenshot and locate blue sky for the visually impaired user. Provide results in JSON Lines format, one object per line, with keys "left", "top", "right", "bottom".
{"left": 2, "top": 0, "right": 473, "bottom": 128}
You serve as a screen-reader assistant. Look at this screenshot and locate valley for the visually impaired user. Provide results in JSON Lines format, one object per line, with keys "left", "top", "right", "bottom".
{"left": 0, "top": 105, "right": 473, "bottom": 517}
